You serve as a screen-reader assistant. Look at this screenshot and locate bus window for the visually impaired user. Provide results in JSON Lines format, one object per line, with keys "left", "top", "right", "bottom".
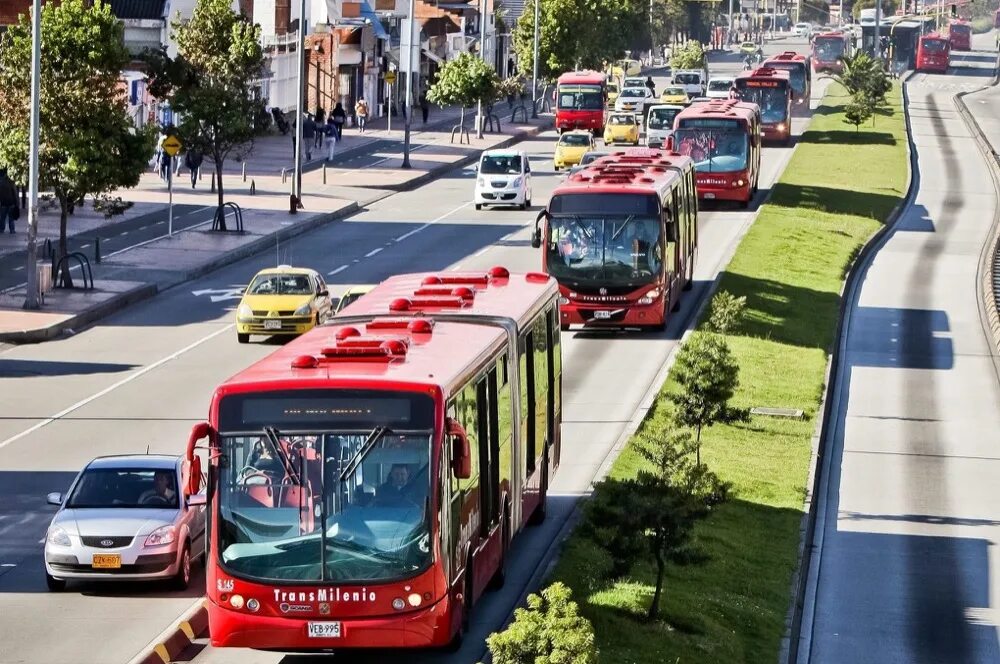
{"left": 520, "top": 334, "right": 535, "bottom": 474}
{"left": 532, "top": 316, "right": 550, "bottom": 469}
{"left": 665, "top": 189, "right": 679, "bottom": 275}
{"left": 458, "top": 383, "right": 480, "bottom": 494}
{"left": 547, "top": 307, "right": 561, "bottom": 467}
{"left": 496, "top": 354, "right": 514, "bottom": 502}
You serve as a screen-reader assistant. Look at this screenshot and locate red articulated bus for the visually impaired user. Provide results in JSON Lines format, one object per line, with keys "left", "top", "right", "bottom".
{"left": 947, "top": 19, "right": 971, "bottom": 51}
{"left": 733, "top": 67, "right": 792, "bottom": 144}
{"left": 671, "top": 99, "right": 762, "bottom": 207}
{"left": 811, "top": 31, "right": 852, "bottom": 74}
{"left": 554, "top": 70, "right": 607, "bottom": 135}
{"left": 185, "top": 266, "right": 563, "bottom": 651}
{"left": 530, "top": 147, "right": 698, "bottom": 331}
{"left": 763, "top": 51, "right": 811, "bottom": 106}
{"left": 916, "top": 32, "right": 951, "bottom": 73}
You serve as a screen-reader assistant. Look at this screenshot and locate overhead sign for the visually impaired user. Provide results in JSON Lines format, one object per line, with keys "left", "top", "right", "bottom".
{"left": 384, "top": 71, "right": 396, "bottom": 84}
{"left": 162, "top": 135, "right": 182, "bottom": 157}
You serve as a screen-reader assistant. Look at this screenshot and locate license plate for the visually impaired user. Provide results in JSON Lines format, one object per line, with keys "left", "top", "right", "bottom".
{"left": 263, "top": 319, "right": 282, "bottom": 330}
{"left": 308, "top": 622, "right": 342, "bottom": 638}
{"left": 593, "top": 310, "right": 612, "bottom": 320}
{"left": 704, "top": 193, "right": 716, "bottom": 199}
{"left": 92, "top": 554, "right": 121, "bottom": 569}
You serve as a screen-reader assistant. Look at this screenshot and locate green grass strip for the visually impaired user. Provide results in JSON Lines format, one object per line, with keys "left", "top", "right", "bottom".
{"left": 549, "top": 82, "right": 908, "bottom": 663}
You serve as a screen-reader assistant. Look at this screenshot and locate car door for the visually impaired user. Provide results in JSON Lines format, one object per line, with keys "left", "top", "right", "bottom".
{"left": 522, "top": 154, "right": 531, "bottom": 199}
{"left": 314, "top": 274, "right": 332, "bottom": 321}
{"left": 179, "top": 463, "right": 207, "bottom": 556}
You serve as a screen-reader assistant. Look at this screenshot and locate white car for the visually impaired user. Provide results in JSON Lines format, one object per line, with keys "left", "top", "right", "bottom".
{"left": 795, "top": 22, "right": 813, "bottom": 36}
{"left": 672, "top": 70, "right": 707, "bottom": 98}
{"left": 615, "top": 87, "right": 653, "bottom": 113}
{"left": 706, "top": 77, "right": 735, "bottom": 99}
{"left": 622, "top": 76, "right": 648, "bottom": 90}
{"left": 474, "top": 149, "right": 532, "bottom": 210}
{"left": 644, "top": 104, "right": 683, "bottom": 149}
{"left": 43, "top": 455, "right": 206, "bottom": 591}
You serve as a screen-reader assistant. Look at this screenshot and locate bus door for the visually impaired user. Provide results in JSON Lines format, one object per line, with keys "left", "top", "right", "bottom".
{"left": 664, "top": 187, "right": 682, "bottom": 307}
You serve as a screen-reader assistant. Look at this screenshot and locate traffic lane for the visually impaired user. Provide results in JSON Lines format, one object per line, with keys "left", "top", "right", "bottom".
{"left": 807, "top": 67, "right": 1000, "bottom": 662}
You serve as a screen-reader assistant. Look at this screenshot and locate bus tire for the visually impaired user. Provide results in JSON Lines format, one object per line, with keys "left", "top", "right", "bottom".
{"left": 488, "top": 509, "right": 511, "bottom": 591}
{"left": 671, "top": 295, "right": 682, "bottom": 312}
{"left": 446, "top": 556, "right": 475, "bottom": 652}
{"left": 529, "top": 449, "right": 549, "bottom": 526}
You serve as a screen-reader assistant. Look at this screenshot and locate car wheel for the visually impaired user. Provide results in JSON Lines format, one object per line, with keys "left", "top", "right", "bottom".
{"left": 237, "top": 333, "right": 249, "bottom": 344}
{"left": 475, "top": 203, "right": 482, "bottom": 211}
{"left": 45, "top": 570, "right": 66, "bottom": 592}
{"left": 526, "top": 197, "right": 532, "bottom": 208}
{"left": 172, "top": 543, "right": 192, "bottom": 591}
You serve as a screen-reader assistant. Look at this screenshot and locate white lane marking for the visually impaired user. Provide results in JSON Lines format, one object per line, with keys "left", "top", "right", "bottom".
{"left": 119, "top": 232, "right": 129, "bottom": 236}
{"left": 474, "top": 247, "right": 490, "bottom": 257}
{"left": 365, "top": 247, "right": 383, "bottom": 257}
{"left": 328, "top": 264, "right": 349, "bottom": 276}
{"left": 191, "top": 287, "right": 245, "bottom": 303}
{"left": 80, "top": 244, "right": 90, "bottom": 249}
{"left": 1, "top": 563, "right": 15, "bottom": 567}
{"left": 0, "top": 324, "right": 233, "bottom": 452}
{"left": 12, "top": 265, "right": 23, "bottom": 271}
{"left": 394, "top": 200, "right": 473, "bottom": 242}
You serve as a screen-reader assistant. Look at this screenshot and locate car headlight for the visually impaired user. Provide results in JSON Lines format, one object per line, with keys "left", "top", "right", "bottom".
{"left": 237, "top": 303, "right": 253, "bottom": 321}
{"left": 144, "top": 525, "right": 177, "bottom": 547}
{"left": 294, "top": 303, "right": 312, "bottom": 316}
{"left": 47, "top": 527, "right": 71, "bottom": 547}
{"left": 511, "top": 177, "right": 522, "bottom": 187}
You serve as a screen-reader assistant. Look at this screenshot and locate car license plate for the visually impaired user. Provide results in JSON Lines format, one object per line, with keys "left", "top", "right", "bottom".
{"left": 307, "top": 622, "right": 342, "bottom": 638}
{"left": 92, "top": 554, "right": 121, "bottom": 569}
{"left": 263, "top": 319, "right": 282, "bottom": 330}
{"left": 704, "top": 193, "right": 716, "bottom": 199}
{"left": 594, "top": 310, "right": 612, "bottom": 320}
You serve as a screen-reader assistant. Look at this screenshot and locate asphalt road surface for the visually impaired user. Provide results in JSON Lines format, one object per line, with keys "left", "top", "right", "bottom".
{"left": 799, "top": 40, "right": 1000, "bottom": 664}
{"left": 0, "top": 41, "right": 816, "bottom": 664}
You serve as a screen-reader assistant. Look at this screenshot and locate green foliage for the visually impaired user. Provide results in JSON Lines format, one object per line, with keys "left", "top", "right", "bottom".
{"left": 844, "top": 93, "right": 874, "bottom": 130}
{"left": 650, "top": 0, "right": 688, "bottom": 48}
{"left": 0, "top": 0, "right": 155, "bottom": 260}
{"left": 799, "top": 0, "right": 830, "bottom": 24}
{"left": 852, "top": 0, "right": 897, "bottom": 17}
{"left": 428, "top": 52, "right": 501, "bottom": 109}
{"left": 668, "top": 333, "right": 749, "bottom": 465}
{"left": 93, "top": 195, "right": 134, "bottom": 218}
{"left": 497, "top": 76, "right": 526, "bottom": 100}
{"left": 707, "top": 290, "right": 748, "bottom": 335}
{"left": 485, "top": 582, "right": 598, "bottom": 664}
{"left": 669, "top": 40, "right": 706, "bottom": 71}
{"left": 584, "top": 429, "right": 730, "bottom": 620}
{"left": 143, "top": 0, "right": 265, "bottom": 210}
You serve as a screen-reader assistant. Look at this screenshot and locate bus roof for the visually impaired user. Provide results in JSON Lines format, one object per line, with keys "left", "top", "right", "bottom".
{"left": 551, "top": 148, "right": 693, "bottom": 197}
{"left": 557, "top": 70, "right": 606, "bottom": 85}
{"left": 766, "top": 51, "right": 809, "bottom": 63}
{"left": 921, "top": 31, "right": 949, "bottom": 41}
{"left": 735, "top": 67, "right": 792, "bottom": 83}
{"left": 674, "top": 98, "right": 760, "bottom": 123}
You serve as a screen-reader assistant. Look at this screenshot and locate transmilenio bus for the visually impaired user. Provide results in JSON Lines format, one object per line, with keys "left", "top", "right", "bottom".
{"left": 763, "top": 51, "right": 811, "bottom": 106}
{"left": 916, "top": 32, "right": 950, "bottom": 73}
{"left": 530, "top": 147, "right": 698, "bottom": 331}
{"left": 184, "top": 267, "right": 562, "bottom": 651}
{"left": 671, "top": 99, "right": 762, "bottom": 207}
{"left": 733, "top": 67, "right": 792, "bottom": 143}
{"left": 947, "top": 19, "right": 971, "bottom": 50}
{"left": 811, "top": 31, "right": 852, "bottom": 73}
{"left": 555, "top": 70, "right": 607, "bottom": 135}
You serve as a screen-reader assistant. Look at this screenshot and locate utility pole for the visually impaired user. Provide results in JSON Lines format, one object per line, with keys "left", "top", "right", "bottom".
{"left": 402, "top": 0, "right": 416, "bottom": 168}
{"left": 23, "top": 0, "right": 42, "bottom": 310}
{"left": 728, "top": 0, "right": 735, "bottom": 47}
{"left": 875, "top": 0, "right": 883, "bottom": 66}
{"left": 476, "top": 0, "right": 486, "bottom": 139}
{"left": 531, "top": 0, "right": 539, "bottom": 118}
{"left": 291, "top": 0, "right": 306, "bottom": 212}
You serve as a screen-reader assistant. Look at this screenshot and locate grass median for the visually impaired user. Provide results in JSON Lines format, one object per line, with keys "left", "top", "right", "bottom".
{"left": 549, "top": 82, "right": 908, "bottom": 663}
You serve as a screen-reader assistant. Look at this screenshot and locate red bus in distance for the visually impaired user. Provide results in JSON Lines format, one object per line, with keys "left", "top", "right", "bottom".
{"left": 554, "top": 70, "right": 607, "bottom": 135}
{"left": 531, "top": 147, "right": 698, "bottom": 331}
{"left": 916, "top": 33, "right": 951, "bottom": 73}
{"left": 764, "top": 51, "right": 811, "bottom": 106}
{"left": 733, "top": 67, "right": 792, "bottom": 143}
{"left": 947, "top": 19, "right": 971, "bottom": 50}
{"left": 811, "top": 31, "right": 852, "bottom": 73}
{"left": 185, "top": 267, "right": 562, "bottom": 651}
{"left": 671, "top": 99, "right": 761, "bottom": 207}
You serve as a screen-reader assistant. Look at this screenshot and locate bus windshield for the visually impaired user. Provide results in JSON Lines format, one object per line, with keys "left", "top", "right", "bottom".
{"left": 734, "top": 82, "right": 789, "bottom": 123}
{"left": 814, "top": 39, "right": 845, "bottom": 61}
{"left": 922, "top": 39, "right": 949, "bottom": 53}
{"left": 674, "top": 129, "right": 749, "bottom": 173}
{"left": 950, "top": 24, "right": 970, "bottom": 36}
{"left": 646, "top": 108, "right": 680, "bottom": 129}
{"left": 216, "top": 392, "right": 435, "bottom": 583}
{"left": 558, "top": 85, "right": 603, "bottom": 110}
{"left": 768, "top": 64, "right": 805, "bottom": 94}
{"left": 544, "top": 211, "right": 663, "bottom": 287}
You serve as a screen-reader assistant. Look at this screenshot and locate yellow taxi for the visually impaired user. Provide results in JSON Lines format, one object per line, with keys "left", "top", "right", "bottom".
{"left": 604, "top": 113, "right": 640, "bottom": 146}
{"left": 740, "top": 41, "right": 761, "bottom": 56}
{"left": 660, "top": 85, "right": 689, "bottom": 105}
{"left": 606, "top": 82, "right": 620, "bottom": 107}
{"left": 235, "top": 265, "right": 332, "bottom": 343}
{"left": 334, "top": 284, "right": 375, "bottom": 313}
{"left": 553, "top": 131, "right": 595, "bottom": 170}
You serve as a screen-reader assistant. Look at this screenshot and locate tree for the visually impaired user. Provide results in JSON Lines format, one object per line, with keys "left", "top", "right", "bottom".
{"left": 834, "top": 51, "right": 890, "bottom": 121}
{"left": 852, "top": 0, "right": 897, "bottom": 17}
{"left": 427, "top": 52, "right": 501, "bottom": 137}
{"left": 583, "top": 429, "right": 729, "bottom": 620}
{"left": 650, "top": 0, "right": 687, "bottom": 50}
{"left": 0, "top": 0, "right": 155, "bottom": 289}
{"left": 144, "top": 0, "right": 265, "bottom": 225}
{"left": 844, "top": 93, "right": 874, "bottom": 130}
{"left": 706, "top": 290, "right": 747, "bottom": 335}
{"left": 669, "top": 40, "right": 706, "bottom": 71}
{"left": 484, "top": 582, "right": 598, "bottom": 664}
{"left": 668, "top": 333, "right": 749, "bottom": 465}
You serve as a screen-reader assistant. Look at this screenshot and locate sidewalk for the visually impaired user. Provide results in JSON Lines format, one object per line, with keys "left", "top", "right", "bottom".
{"left": 0, "top": 112, "right": 552, "bottom": 342}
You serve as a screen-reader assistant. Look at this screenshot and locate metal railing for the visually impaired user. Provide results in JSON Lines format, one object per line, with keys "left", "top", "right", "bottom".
{"left": 212, "top": 202, "right": 245, "bottom": 232}
{"left": 52, "top": 252, "right": 94, "bottom": 290}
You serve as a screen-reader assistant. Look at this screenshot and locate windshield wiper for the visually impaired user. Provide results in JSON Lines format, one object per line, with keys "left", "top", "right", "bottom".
{"left": 611, "top": 215, "right": 636, "bottom": 241}
{"left": 263, "top": 427, "right": 301, "bottom": 484}
{"left": 340, "top": 426, "right": 391, "bottom": 481}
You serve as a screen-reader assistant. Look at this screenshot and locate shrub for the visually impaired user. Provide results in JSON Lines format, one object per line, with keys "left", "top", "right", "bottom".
{"left": 707, "top": 290, "right": 747, "bottom": 335}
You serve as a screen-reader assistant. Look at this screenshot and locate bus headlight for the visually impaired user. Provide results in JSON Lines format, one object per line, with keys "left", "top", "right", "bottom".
{"left": 637, "top": 289, "right": 661, "bottom": 305}
{"left": 559, "top": 297, "right": 569, "bottom": 305}
{"left": 237, "top": 303, "right": 253, "bottom": 321}
{"left": 247, "top": 598, "right": 260, "bottom": 612}
{"left": 777, "top": 123, "right": 786, "bottom": 131}
{"left": 229, "top": 594, "right": 245, "bottom": 609}
{"left": 736, "top": 179, "right": 745, "bottom": 187}
{"left": 408, "top": 593, "right": 422, "bottom": 607}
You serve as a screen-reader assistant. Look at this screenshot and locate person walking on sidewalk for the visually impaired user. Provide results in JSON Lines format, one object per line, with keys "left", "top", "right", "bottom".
{"left": 314, "top": 108, "right": 326, "bottom": 150}
{"left": 184, "top": 148, "right": 203, "bottom": 189}
{"left": 420, "top": 93, "right": 429, "bottom": 124}
{"left": 355, "top": 98, "right": 369, "bottom": 133}
{"left": 331, "top": 102, "right": 346, "bottom": 140}
{"left": 301, "top": 113, "right": 316, "bottom": 160}
{"left": 0, "top": 169, "right": 18, "bottom": 234}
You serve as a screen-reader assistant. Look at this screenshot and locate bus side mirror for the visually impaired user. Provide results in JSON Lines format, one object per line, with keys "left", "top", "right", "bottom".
{"left": 186, "top": 422, "right": 213, "bottom": 496}
{"left": 531, "top": 209, "right": 547, "bottom": 249}
{"left": 447, "top": 417, "right": 472, "bottom": 479}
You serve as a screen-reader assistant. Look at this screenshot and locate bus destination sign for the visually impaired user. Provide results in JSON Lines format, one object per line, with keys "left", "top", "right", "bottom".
{"left": 741, "top": 80, "right": 783, "bottom": 88}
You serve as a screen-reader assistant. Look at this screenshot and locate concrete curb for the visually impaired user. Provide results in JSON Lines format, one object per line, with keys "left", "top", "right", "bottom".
{"left": 783, "top": 73, "right": 920, "bottom": 664}
{"left": 127, "top": 599, "right": 208, "bottom": 664}
{"left": 1, "top": 120, "right": 552, "bottom": 344}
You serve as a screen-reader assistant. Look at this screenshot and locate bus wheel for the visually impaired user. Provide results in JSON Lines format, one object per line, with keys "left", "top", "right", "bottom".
{"left": 529, "top": 449, "right": 549, "bottom": 526}
{"left": 446, "top": 558, "right": 475, "bottom": 652}
{"left": 488, "top": 510, "right": 511, "bottom": 591}
{"left": 671, "top": 295, "right": 682, "bottom": 313}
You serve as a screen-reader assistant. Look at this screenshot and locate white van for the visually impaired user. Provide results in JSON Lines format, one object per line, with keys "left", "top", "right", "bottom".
{"left": 673, "top": 69, "right": 707, "bottom": 98}
{"left": 474, "top": 149, "right": 532, "bottom": 210}
{"left": 644, "top": 104, "right": 684, "bottom": 148}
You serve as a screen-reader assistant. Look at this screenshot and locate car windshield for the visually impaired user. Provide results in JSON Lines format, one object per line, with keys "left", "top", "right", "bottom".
{"left": 545, "top": 212, "right": 663, "bottom": 287}
{"left": 646, "top": 108, "right": 679, "bottom": 129}
{"left": 922, "top": 39, "right": 949, "bottom": 52}
{"left": 560, "top": 134, "right": 591, "bottom": 146}
{"left": 558, "top": 85, "right": 603, "bottom": 110}
{"left": 609, "top": 115, "right": 634, "bottom": 125}
{"left": 620, "top": 88, "right": 646, "bottom": 98}
{"left": 742, "top": 42, "right": 756, "bottom": 49}
{"left": 337, "top": 290, "right": 368, "bottom": 311}
{"left": 480, "top": 154, "right": 523, "bottom": 174}
{"left": 624, "top": 78, "right": 645, "bottom": 88}
{"left": 579, "top": 152, "right": 606, "bottom": 165}
{"left": 674, "top": 129, "right": 749, "bottom": 173}
{"left": 674, "top": 73, "right": 701, "bottom": 85}
{"left": 248, "top": 273, "right": 313, "bottom": 295}
{"left": 734, "top": 83, "right": 789, "bottom": 123}
{"left": 68, "top": 468, "right": 179, "bottom": 509}
{"left": 814, "top": 40, "right": 845, "bottom": 60}
{"left": 663, "top": 87, "right": 686, "bottom": 97}
{"left": 708, "top": 80, "right": 733, "bottom": 92}
{"left": 216, "top": 391, "right": 435, "bottom": 583}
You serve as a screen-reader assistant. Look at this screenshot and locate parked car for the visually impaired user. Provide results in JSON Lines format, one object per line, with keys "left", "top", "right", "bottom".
{"left": 474, "top": 149, "right": 532, "bottom": 210}
{"left": 43, "top": 455, "right": 206, "bottom": 591}
{"left": 235, "top": 266, "right": 333, "bottom": 343}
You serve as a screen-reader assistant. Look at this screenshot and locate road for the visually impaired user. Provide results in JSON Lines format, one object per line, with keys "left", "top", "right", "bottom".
{"left": 800, "top": 40, "right": 1000, "bottom": 663}
{"left": 0, "top": 41, "right": 815, "bottom": 664}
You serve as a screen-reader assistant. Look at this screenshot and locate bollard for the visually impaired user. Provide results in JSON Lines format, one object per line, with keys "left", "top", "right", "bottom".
{"left": 322, "top": 163, "right": 327, "bottom": 185}
{"left": 250, "top": 180, "right": 256, "bottom": 196}
{"left": 95, "top": 237, "right": 101, "bottom": 264}
{"left": 242, "top": 162, "right": 247, "bottom": 182}
{"left": 281, "top": 168, "right": 287, "bottom": 184}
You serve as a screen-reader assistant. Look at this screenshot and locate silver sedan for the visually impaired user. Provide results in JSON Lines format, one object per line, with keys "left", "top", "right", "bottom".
{"left": 43, "top": 454, "right": 206, "bottom": 591}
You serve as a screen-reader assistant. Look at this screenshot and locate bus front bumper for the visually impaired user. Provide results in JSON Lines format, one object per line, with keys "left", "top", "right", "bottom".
{"left": 559, "top": 300, "right": 664, "bottom": 328}
{"left": 696, "top": 176, "right": 752, "bottom": 202}
{"left": 208, "top": 594, "right": 455, "bottom": 650}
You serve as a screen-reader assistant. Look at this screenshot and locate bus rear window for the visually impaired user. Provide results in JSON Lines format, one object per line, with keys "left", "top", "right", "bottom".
{"left": 922, "top": 39, "right": 949, "bottom": 52}
{"left": 549, "top": 193, "right": 659, "bottom": 216}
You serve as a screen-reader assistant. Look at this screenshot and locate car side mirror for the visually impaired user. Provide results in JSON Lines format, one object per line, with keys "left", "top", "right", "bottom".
{"left": 319, "top": 289, "right": 329, "bottom": 297}
{"left": 473, "top": 164, "right": 479, "bottom": 172}
{"left": 47, "top": 492, "right": 62, "bottom": 506}
{"left": 447, "top": 417, "right": 472, "bottom": 479}
{"left": 187, "top": 494, "right": 207, "bottom": 508}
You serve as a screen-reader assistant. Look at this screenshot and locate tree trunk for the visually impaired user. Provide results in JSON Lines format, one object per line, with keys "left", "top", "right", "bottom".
{"left": 648, "top": 551, "right": 666, "bottom": 620}
{"left": 696, "top": 424, "right": 703, "bottom": 466}
{"left": 215, "top": 158, "right": 227, "bottom": 231}
{"left": 58, "top": 196, "right": 72, "bottom": 288}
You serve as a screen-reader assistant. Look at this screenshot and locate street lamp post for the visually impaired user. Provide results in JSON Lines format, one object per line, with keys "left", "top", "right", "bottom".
{"left": 476, "top": 0, "right": 486, "bottom": 139}
{"left": 291, "top": 0, "right": 307, "bottom": 213}
{"left": 23, "top": 0, "right": 42, "bottom": 310}
{"left": 875, "top": 0, "right": 883, "bottom": 67}
{"left": 402, "top": 0, "right": 416, "bottom": 168}
{"left": 531, "top": 0, "right": 539, "bottom": 119}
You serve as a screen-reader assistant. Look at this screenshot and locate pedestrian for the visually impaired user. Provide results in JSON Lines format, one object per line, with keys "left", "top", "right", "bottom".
{"left": 355, "top": 97, "right": 369, "bottom": 132}
{"left": 184, "top": 148, "right": 203, "bottom": 189}
{"left": 419, "top": 93, "right": 429, "bottom": 124}
{"left": 314, "top": 107, "right": 326, "bottom": 149}
{"left": 645, "top": 76, "right": 655, "bottom": 96}
{"left": 507, "top": 57, "right": 515, "bottom": 77}
{"left": 327, "top": 131, "right": 338, "bottom": 162}
{"left": 159, "top": 149, "right": 172, "bottom": 182}
{"left": 331, "top": 102, "right": 347, "bottom": 140}
{"left": 0, "top": 168, "right": 19, "bottom": 234}
{"left": 302, "top": 113, "right": 316, "bottom": 160}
